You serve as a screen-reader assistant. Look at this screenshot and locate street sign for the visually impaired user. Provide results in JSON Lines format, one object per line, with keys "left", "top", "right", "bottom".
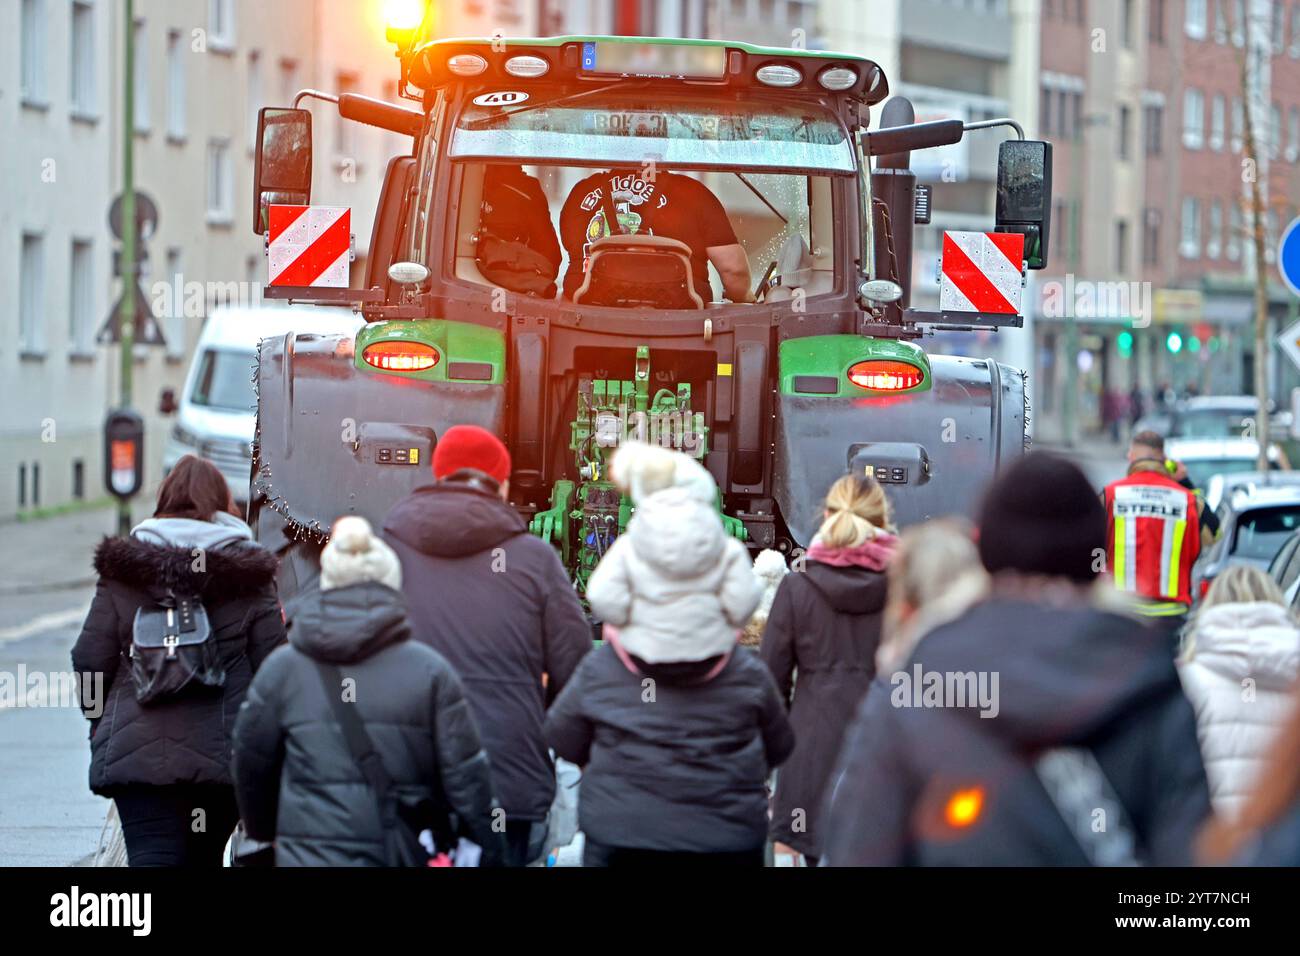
{"left": 108, "top": 191, "right": 159, "bottom": 242}
{"left": 1276, "top": 318, "right": 1300, "bottom": 372}
{"left": 1280, "top": 215, "right": 1300, "bottom": 298}
{"left": 97, "top": 282, "right": 167, "bottom": 347}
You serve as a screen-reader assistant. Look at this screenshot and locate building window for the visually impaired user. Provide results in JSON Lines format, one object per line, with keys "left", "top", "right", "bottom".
{"left": 69, "top": 239, "right": 93, "bottom": 355}
{"left": 1180, "top": 197, "right": 1202, "bottom": 258}
{"left": 31, "top": 464, "right": 40, "bottom": 507}
{"left": 1272, "top": 0, "right": 1285, "bottom": 52}
{"left": 1269, "top": 102, "right": 1282, "bottom": 159}
{"left": 1232, "top": 0, "right": 1245, "bottom": 45}
{"left": 20, "top": 233, "right": 46, "bottom": 356}
{"left": 1142, "top": 209, "right": 1162, "bottom": 267}
{"left": 279, "top": 57, "right": 299, "bottom": 106}
{"left": 1266, "top": 210, "right": 1278, "bottom": 263}
{"left": 1040, "top": 83, "right": 1053, "bottom": 135}
{"left": 1214, "top": 0, "right": 1229, "bottom": 41}
{"left": 1144, "top": 102, "right": 1164, "bottom": 155}
{"left": 1209, "top": 94, "right": 1226, "bottom": 150}
{"left": 1186, "top": 0, "right": 1207, "bottom": 38}
{"left": 1182, "top": 88, "right": 1204, "bottom": 148}
{"left": 72, "top": 460, "right": 85, "bottom": 501}
{"left": 167, "top": 29, "right": 186, "bottom": 140}
{"left": 21, "top": 0, "right": 47, "bottom": 106}
{"left": 133, "top": 19, "right": 150, "bottom": 133}
{"left": 209, "top": 0, "right": 235, "bottom": 51}
{"left": 1231, "top": 96, "right": 1243, "bottom": 151}
{"left": 1207, "top": 200, "right": 1223, "bottom": 259}
{"left": 1149, "top": 0, "right": 1166, "bottom": 42}
{"left": 1291, "top": 4, "right": 1300, "bottom": 56}
{"left": 18, "top": 465, "right": 26, "bottom": 510}
{"left": 1227, "top": 202, "right": 1243, "bottom": 260}
{"left": 1287, "top": 106, "right": 1300, "bottom": 161}
{"left": 165, "top": 248, "right": 185, "bottom": 358}
{"left": 70, "top": 1, "right": 95, "bottom": 118}
{"left": 1116, "top": 218, "right": 1130, "bottom": 272}
{"left": 207, "top": 138, "right": 233, "bottom": 224}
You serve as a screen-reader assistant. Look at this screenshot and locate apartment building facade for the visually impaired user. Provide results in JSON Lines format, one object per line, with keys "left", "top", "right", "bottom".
{"left": 1035, "top": 0, "right": 1300, "bottom": 440}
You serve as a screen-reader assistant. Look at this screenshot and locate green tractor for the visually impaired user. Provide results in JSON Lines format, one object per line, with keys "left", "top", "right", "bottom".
{"left": 248, "top": 27, "right": 1053, "bottom": 600}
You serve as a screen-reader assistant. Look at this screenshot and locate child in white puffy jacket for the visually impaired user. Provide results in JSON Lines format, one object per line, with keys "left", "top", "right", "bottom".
{"left": 586, "top": 442, "right": 761, "bottom": 663}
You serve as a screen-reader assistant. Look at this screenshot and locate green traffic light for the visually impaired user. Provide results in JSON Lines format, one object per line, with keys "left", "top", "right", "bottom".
{"left": 1117, "top": 331, "right": 1134, "bottom": 357}
{"left": 1166, "top": 332, "right": 1183, "bottom": 354}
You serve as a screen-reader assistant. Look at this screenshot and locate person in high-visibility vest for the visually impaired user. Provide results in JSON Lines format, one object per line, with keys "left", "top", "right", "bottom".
{"left": 1103, "top": 431, "right": 1214, "bottom": 620}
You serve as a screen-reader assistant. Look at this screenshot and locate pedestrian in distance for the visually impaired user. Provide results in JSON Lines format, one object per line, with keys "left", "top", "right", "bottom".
{"left": 71, "top": 454, "right": 286, "bottom": 866}
{"left": 546, "top": 442, "right": 794, "bottom": 866}
{"left": 382, "top": 424, "right": 591, "bottom": 867}
{"left": 231, "top": 516, "right": 504, "bottom": 866}
{"left": 1178, "top": 565, "right": 1300, "bottom": 821}
{"left": 822, "top": 452, "right": 1212, "bottom": 866}
{"left": 762, "top": 473, "right": 899, "bottom": 867}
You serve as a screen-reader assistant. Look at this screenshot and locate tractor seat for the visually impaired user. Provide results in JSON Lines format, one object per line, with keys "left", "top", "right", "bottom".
{"left": 572, "top": 235, "right": 704, "bottom": 310}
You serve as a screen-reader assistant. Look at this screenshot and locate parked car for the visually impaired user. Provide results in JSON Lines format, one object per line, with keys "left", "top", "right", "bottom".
{"left": 1195, "top": 486, "right": 1300, "bottom": 600}
{"left": 161, "top": 306, "right": 364, "bottom": 503}
{"left": 1267, "top": 527, "right": 1300, "bottom": 609}
{"left": 1168, "top": 396, "right": 1260, "bottom": 440}
{"left": 1164, "top": 437, "right": 1287, "bottom": 496}
{"left": 1205, "top": 470, "right": 1300, "bottom": 513}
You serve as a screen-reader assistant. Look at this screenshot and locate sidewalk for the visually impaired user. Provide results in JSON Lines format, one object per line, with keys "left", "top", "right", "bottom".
{"left": 0, "top": 506, "right": 118, "bottom": 597}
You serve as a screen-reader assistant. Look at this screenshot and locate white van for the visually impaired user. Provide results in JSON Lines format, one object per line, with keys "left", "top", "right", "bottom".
{"left": 161, "top": 306, "right": 364, "bottom": 502}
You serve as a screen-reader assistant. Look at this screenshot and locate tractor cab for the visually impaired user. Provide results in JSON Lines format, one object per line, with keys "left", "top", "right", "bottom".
{"left": 249, "top": 31, "right": 1052, "bottom": 599}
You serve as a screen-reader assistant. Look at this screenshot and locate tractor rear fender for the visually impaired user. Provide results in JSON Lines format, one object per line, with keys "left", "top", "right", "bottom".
{"left": 772, "top": 336, "right": 1027, "bottom": 546}
{"left": 252, "top": 319, "right": 506, "bottom": 548}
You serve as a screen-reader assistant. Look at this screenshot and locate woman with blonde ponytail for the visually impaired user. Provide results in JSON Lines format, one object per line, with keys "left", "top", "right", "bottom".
{"left": 760, "top": 473, "right": 899, "bottom": 865}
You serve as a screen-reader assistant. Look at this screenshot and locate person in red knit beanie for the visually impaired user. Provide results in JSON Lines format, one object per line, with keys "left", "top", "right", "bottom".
{"left": 382, "top": 423, "right": 591, "bottom": 867}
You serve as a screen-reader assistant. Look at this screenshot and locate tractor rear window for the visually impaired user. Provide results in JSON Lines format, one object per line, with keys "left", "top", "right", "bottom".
{"left": 450, "top": 94, "right": 855, "bottom": 173}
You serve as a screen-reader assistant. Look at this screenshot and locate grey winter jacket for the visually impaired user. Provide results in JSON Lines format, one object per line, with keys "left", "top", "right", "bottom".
{"left": 231, "top": 581, "right": 504, "bottom": 866}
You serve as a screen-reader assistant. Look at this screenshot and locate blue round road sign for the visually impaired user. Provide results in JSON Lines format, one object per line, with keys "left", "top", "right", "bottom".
{"left": 1281, "top": 216, "right": 1300, "bottom": 297}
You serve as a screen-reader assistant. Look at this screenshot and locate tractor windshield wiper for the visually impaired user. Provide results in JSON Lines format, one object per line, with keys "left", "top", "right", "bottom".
{"left": 464, "top": 82, "right": 643, "bottom": 129}
{"left": 733, "top": 172, "right": 788, "bottom": 225}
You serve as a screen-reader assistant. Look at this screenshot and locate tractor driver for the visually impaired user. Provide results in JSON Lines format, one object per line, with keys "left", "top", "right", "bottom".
{"left": 558, "top": 168, "right": 753, "bottom": 305}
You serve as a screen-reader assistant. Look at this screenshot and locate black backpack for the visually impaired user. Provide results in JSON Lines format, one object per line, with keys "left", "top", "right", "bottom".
{"left": 129, "top": 592, "right": 225, "bottom": 705}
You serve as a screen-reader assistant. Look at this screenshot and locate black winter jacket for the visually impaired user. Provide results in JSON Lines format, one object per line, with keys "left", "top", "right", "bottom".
{"left": 71, "top": 532, "right": 284, "bottom": 794}
{"left": 761, "top": 561, "right": 888, "bottom": 856}
{"left": 231, "top": 581, "right": 504, "bottom": 866}
{"left": 383, "top": 482, "right": 592, "bottom": 822}
{"left": 545, "top": 642, "right": 796, "bottom": 853}
{"left": 821, "top": 591, "right": 1213, "bottom": 866}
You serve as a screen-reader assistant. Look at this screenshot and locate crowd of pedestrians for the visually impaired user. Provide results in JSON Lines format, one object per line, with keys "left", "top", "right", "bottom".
{"left": 71, "top": 433, "right": 1300, "bottom": 867}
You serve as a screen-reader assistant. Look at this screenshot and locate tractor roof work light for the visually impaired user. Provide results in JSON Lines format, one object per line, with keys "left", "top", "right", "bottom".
{"left": 384, "top": 0, "right": 427, "bottom": 50}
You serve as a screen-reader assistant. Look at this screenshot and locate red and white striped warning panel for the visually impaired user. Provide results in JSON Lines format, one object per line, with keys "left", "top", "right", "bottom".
{"left": 267, "top": 205, "right": 351, "bottom": 288}
{"left": 938, "top": 230, "right": 1025, "bottom": 315}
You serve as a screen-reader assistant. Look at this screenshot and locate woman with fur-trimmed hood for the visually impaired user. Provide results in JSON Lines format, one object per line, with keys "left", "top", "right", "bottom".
{"left": 72, "top": 455, "right": 285, "bottom": 866}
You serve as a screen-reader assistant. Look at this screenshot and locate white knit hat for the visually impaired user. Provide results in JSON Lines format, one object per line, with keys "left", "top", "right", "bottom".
{"left": 320, "top": 516, "right": 402, "bottom": 592}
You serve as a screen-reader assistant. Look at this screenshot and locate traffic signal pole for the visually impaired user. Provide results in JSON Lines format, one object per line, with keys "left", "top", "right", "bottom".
{"left": 117, "top": 0, "right": 136, "bottom": 536}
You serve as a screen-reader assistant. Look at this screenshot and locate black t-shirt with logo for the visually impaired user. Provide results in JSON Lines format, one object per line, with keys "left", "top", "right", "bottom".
{"left": 559, "top": 170, "right": 739, "bottom": 303}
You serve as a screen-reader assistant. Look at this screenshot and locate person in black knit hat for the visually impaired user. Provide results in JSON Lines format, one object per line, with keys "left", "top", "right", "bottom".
{"left": 821, "top": 452, "right": 1211, "bottom": 866}
{"left": 976, "top": 452, "right": 1106, "bottom": 584}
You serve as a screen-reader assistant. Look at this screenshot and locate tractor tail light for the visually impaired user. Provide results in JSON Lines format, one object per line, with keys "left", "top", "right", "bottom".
{"left": 362, "top": 341, "right": 440, "bottom": 372}
{"left": 847, "top": 359, "right": 924, "bottom": 392}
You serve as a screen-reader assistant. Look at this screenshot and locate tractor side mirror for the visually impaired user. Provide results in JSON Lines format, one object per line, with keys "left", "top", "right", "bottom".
{"left": 253, "top": 107, "right": 313, "bottom": 236}
{"left": 158, "top": 387, "right": 178, "bottom": 416}
{"left": 995, "top": 139, "right": 1053, "bottom": 270}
